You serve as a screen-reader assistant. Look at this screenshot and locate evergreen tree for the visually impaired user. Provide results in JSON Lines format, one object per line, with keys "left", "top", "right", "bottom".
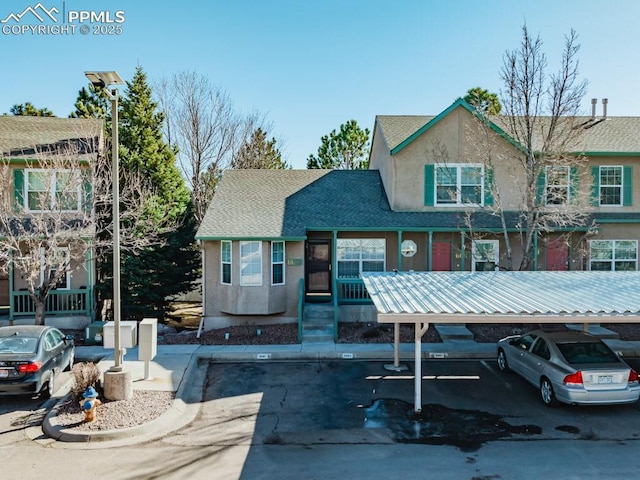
{"left": 231, "top": 128, "right": 289, "bottom": 169}
{"left": 307, "top": 120, "right": 370, "bottom": 169}
{"left": 69, "top": 84, "right": 110, "bottom": 119}
{"left": 10, "top": 102, "right": 54, "bottom": 116}
{"left": 463, "top": 87, "right": 502, "bottom": 115}
{"left": 113, "top": 67, "right": 199, "bottom": 318}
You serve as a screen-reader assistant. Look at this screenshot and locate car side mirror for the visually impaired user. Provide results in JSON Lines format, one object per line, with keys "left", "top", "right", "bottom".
{"left": 65, "top": 334, "right": 74, "bottom": 343}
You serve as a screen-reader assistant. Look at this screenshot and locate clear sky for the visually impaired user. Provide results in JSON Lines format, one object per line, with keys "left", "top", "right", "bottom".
{"left": 1, "top": 0, "right": 639, "bottom": 168}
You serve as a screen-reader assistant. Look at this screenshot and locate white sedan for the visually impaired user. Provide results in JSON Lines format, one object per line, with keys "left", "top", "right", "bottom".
{"left": 497, "top": 329, "right": 640, "bottom": 406}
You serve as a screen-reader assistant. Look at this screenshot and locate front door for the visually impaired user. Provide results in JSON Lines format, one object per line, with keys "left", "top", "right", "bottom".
{"left": 432, "top": 242, "right": 452, "bottom": 271}
{"left": 306, "top": 240, "right": 331, "bottom": 296}
{"left": 545, "top": 238, "right": 569, "bottom": 271}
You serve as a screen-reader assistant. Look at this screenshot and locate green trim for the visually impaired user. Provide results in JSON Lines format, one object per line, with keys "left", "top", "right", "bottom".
{"left": 569, "top": 166, "right": 579, "bottom": 204}
{"left": 196, "top": 236, "right": 306, "bottom": 241}
{"left": 484, "top": 168, "right": 494, "bottom": 206}
{"left": 390, "top": 98, "right": 524, "bottom": 155}
{"left": 536, "top": 171, "right": 545, "bottom": 205}
{"left": 4, "top": 158, "right": 92, "bottom": 165}
{"left": 594, "top": 218, "right": 640, "bottom": 224}
{"left": 582, "top": 152, "right": 640, "bottom": 157}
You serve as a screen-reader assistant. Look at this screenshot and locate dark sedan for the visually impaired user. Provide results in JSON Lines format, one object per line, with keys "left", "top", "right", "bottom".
{"left": 0, "top": 325, "right": 75, "bottom": 397}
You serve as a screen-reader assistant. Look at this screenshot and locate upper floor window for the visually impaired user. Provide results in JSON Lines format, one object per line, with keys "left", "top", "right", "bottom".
{"left": 599, "top": 166, "right": 623, "bottom": 206}
{"left": 589, "top": 240, "right": 637, "bottom": 271}
{"left": 435, "top": 164, "right": 484, "bottom": 206}
{"left": 337, "top": 239, "right": 385, "bottom": 278}
{"left": 472, "top": 239, "right": 499, "bottom": 272}
{"left": 271, "top": 241, "right": 285, "bottom": 285}
{"left": 240, "top": 241, "right": 262, "bottom": 286}
{"left": 545, "top": 166, "right": 570, "bottom": 205}
{"left": 221, "top": 241, "right": 232, "bottom": 285}
{"left": 26, "top": 169, "right": 81, "bottom": 212}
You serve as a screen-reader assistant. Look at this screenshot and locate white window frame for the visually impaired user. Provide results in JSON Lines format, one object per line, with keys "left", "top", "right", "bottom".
{"left": 599, "top": 166, "right": 623, "bottom": 206}
{"left": 472, "top": 240, "right": 499, "bottom": 272}
{"left": 545, "top": 166, "right": 570, "bottom": 206}
{"left": 25, "top": 169, "right": 81, "bottom": 213}
{"left": 221, "top": 240, "right": 232, "bottom": 285}
{"left": 240, "top": 241, "right": 262, "bottom": 286}
{"left": 336, "top": 239, "right": 386, "bottom": 279}
{"left": 589, "top": 240, "right": 638, "bottom": 271}
{"left": 271, "top": 241, "right": 285, "bottom": 286}
{"left": 40, "top": 247, "right": 70, "bottom": 290}
{"left": 435, "top": 163, "right": 484, "bottom": 206}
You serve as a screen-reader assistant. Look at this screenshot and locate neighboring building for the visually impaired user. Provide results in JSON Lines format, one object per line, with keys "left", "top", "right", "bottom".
{"left": 196, "top": 98, "right": 640, "bottom": 338}
{"left": 0, "top": 116, "right": 103, "bottom": 328}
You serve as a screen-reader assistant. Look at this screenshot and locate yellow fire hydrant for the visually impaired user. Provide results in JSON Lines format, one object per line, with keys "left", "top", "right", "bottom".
{"left": 80, "top": 386, "right": 101, "bottom": 422}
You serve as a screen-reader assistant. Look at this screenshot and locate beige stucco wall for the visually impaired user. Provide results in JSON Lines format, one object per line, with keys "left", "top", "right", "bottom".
{"left": 201, "top": 240, "right": 303, "bottom": 330}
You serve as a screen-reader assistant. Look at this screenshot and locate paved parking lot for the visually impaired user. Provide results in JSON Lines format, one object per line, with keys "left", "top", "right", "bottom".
{"left": 204, "top": 358, "right": 640, "bottom": 449}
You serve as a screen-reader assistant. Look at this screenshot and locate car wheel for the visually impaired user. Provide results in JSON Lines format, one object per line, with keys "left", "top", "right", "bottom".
{"left": 66, "top": 352, "right": 75, "bottom": 372}
{"left": 42, "top": 372, "right": 55, "bottom": 398}
{"left": 497, "top": 349, "right": 510, "bottom": 372}
{"left": 540, "top": 377, "right": 558, "bottom": 407}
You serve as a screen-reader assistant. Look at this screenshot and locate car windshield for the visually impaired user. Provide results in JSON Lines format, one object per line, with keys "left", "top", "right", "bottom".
{"left": 0, "top": 336, "right": 38, "bottom": 354}
{"left": 557, "top": 341, "right": 619, "bottom": 364}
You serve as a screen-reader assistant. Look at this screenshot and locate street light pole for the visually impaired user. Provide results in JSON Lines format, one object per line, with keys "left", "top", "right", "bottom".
{"left": 84, "top": 70, "right": 131, "bottom": 400}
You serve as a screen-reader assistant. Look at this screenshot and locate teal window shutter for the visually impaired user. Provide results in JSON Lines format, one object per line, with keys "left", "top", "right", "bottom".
{"left": 569, "top": 166, "right": 579, "bottom": 204}
{"left": 623, "top": 165, "right": 633, "bottom": 206}
{"left": 590, "top": 166, "right": 600, "bottom": 206}
{"left": 83, "top": 172, "right": 92, "bottom": 212}
{"left": 13, "top": 169, "right": 24, "bottom": 211}
{"left": 536, "top": 170, "right": 545, "bottom": 206}
{"left": 484, "top": 168, "right": 494, "bottom": 206}
{"left": 424, "top": 164, "right": 435, "bottom": 206}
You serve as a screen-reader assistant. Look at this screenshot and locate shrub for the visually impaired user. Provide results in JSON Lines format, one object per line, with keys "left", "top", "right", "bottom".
{"left": 71, "top": 362, "right": 101, "bottom": 400}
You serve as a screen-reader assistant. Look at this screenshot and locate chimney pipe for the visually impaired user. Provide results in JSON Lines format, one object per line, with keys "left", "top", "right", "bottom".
{"left": 602, "top": 98, "right": 608, "bottom": 119}
{"left": 591, "top": 98, "right": 597, "bottom": 120}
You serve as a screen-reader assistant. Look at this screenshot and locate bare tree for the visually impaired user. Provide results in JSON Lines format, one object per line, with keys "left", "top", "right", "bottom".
{"left": 465, "top": 25, "right": 593, "bottom": 270}
{"left": 0, "top": 122, "right": 178, "bottom": 325}
{"left": 156, "top": 72, "right": 268, "bottom": 223}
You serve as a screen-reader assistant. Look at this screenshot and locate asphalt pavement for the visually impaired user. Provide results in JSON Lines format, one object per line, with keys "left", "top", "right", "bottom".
{"left": 40, "top": 335, "right": 640, "bottom": 446}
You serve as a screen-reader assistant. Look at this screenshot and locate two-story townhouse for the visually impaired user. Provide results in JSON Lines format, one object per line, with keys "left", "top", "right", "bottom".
{"left": 196, "top": 98, "right": 640, "bottom": 341}
{"left": 0, "top": 116, "right": 103, "bottom": 328}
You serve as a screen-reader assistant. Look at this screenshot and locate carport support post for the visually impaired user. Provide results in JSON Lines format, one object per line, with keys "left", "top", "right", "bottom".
{"left": 414, "top": 321, "right": 430, "bottom": 413}
{"left": 394, "top": 323, "right": 400, "bottom": 367}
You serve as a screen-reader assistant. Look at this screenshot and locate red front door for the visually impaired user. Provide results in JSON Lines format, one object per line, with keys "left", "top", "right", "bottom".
{"left": 432, "top": 242, "right": 452, "bottom": 271}
{"left": 545, "top": 238, "right": 569, "bottom": 271}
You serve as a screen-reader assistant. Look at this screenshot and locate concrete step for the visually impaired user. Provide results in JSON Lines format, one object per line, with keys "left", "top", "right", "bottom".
{"left": 434, "top": 324, "right": 475, "bottom": 341}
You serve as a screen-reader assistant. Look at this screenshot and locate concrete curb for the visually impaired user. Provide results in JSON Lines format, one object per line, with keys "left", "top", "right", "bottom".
{"left": 41, "top": 351, "right": 204, "bottom": 446}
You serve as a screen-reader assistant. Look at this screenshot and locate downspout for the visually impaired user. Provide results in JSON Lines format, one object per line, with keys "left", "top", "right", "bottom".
{"left": 9, "top": 250, "right": 13, "bottom": 321}
{"left": 397, "top": 230, "right": 403, "bottom": 271}
{"left": 197, "top": 242, "right": 206, "bottom": 338}
{"left": 332, "top": 230, "right": 338, "bottom": 342}
{"left": 86, "top": 241, "right": 93, "bottom": 319}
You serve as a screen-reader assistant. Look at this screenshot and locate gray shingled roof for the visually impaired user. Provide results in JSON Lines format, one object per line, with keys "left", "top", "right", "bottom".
{"left": 0, "top": 116, "right": 103, "bottom": 158}
{"left": 376, "top": 113, "right": 640, "bottom": 154}
{"left": 196, "top": 169, "right": 615, "bottom": 240}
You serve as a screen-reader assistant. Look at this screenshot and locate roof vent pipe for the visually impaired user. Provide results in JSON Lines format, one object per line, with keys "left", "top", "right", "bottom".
{"left": 591, "top": 98, "right": 597, "bottom": 120}
{"left": 602, "top": 98, "right": 608, "bottom": 119}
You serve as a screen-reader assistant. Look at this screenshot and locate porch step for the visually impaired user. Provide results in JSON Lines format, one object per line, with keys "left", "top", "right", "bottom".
{"left": 302, "top": 303, "right": 335, "bottom": 343}
{"left": 434, "top": 324, "right": 475, "bottom": 342}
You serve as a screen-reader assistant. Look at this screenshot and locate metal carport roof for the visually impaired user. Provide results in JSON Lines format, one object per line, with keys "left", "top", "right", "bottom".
{"left": 360, "top": 271, "right": 640, "bottom": 411}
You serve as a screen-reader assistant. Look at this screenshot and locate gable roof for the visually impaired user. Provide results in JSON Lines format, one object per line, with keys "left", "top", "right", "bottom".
{"left": 0, "top": 116, "right": 103, "bottom": 159}
{"left": 196, "top": 169, "right": 607, "bottom": 241}
{"left": 376, "top": 99, "right": 640, "bottom": 156}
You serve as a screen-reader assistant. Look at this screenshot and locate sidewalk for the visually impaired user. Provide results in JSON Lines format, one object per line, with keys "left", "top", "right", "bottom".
{"left": 41, "top": 337, "right": 640, "bottom": 446}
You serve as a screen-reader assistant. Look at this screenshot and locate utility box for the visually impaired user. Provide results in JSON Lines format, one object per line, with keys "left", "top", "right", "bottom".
{"left": 84, "top": 321, "right": 106, "bottom": 346}
{"left": 138, "top": 318, "right": 157, "bottom": 361}
{"left": 103, "top": 321, "right": 138, "bottom": 349}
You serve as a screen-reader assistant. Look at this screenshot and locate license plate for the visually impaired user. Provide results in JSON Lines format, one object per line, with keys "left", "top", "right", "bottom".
{"left": 598, "top": 375, "right": 613, "bottom": 384}
{"left": 0, "top": 369, "right": 8, "bottom": 378}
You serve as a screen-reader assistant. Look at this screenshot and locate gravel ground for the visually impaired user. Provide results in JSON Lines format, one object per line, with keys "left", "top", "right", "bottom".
{"left": 53, "top": 390, "right": 175, "bottom": 432}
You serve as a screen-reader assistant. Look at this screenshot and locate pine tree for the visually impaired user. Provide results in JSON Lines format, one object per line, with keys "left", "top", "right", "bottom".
{"left": 113, "top": 67, "right": 199, "bottom": 318}
{"left": 307, "top": 120, "right": 370, "bottom": 170}
{"left": 69, "top": 84, "right": 110, "bottom": 119}
{"left": 231, "top": 128, "right": 289, "bottom": 169}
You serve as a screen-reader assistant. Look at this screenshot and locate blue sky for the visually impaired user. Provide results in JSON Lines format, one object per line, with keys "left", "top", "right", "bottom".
{"left": 1, "top": 0, "right": 639, "bottom": 168}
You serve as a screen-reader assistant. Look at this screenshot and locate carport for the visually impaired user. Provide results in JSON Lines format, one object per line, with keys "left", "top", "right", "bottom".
{"left": 360, "top": 271, "right": 640, "bottom": 412}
